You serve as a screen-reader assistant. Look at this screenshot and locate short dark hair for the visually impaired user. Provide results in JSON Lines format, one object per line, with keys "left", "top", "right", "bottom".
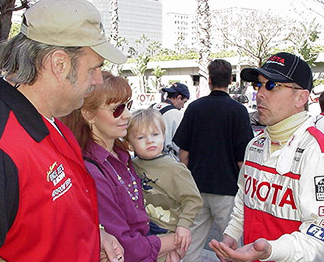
{"left": 208, "top": 59, "right": 232, "bottom": 88}
{"left": 319, "top": 92, "right": 324, "bottom": 113}
{"left": 166, "top": 92, "right": 186, "bottom": 100}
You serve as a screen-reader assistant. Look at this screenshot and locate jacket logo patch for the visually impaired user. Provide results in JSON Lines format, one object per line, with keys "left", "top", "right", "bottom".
{"left": 315, "top": 176, "right": 324, "bottom": 201}
{"left": 52, "top": 178, "right": 72, "bottom": 201}
{"left": 306, "top": 224, "right": 324, "bottom": 242}
{"left": 252, "top": 137, "right": 266, "bottom": 148}
{"left": 47, "top": 161, "right": 57, "bottom": 182}
{"left": 293, "top": 148, "right": 304, "bottom": 162}
{"left": 47, "top": 161, "right": 73, "bottom": 201}
{"left": 244, "top": 174, "right": 297, "bottom": 209}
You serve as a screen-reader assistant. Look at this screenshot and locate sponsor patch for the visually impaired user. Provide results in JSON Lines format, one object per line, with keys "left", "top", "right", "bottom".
{"left": 52, "top": 178, "right": 72, "bottom": 201}
{"left": 306, "top": 224, "right": 324, "bottom": 242}
{"left": 314, "top": 176, "right": 324, "bottom": 201}
{"left": 252, "top": 137, "right": 266, "bottom": 148}
{"left": 293, "top": 148, "right": 304, "bottom": 162}
{"left": 320, "top": 219, "right": 324, "bottom": 227}
{"left": 47, "top": 162, "right": 73, "bottom": 201}
{"left": 319, "top": 206, "right": 324, "bottom": 217}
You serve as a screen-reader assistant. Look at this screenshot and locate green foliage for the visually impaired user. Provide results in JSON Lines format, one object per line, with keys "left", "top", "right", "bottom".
{"left": 151, "top": 66, "right": 166, "bottom": 78}
{"left": 313, "top": 45, "right": 324, "bottom": 52}
{"left": 9, "top": 23, "right": 21, "bottom": 39}
{"left": 103, "top": 36, "right": 129, "bottom": 75}
{"left": 150, "top": 52, "right": 199, "bottom": 61}
{"left": 127, "top": 50, "right": 238, "bottom": 63}
{"left": 210, "top": 50, "right": 237, "bottom": 58}
{"left": 288, "top": 18, "right": 321, "bottom": 66}
{"left": 151, "top": 66, "right": 166, "bottom": 90}
{"left": 314, "top": 79, "right": 324, "bottom": 86}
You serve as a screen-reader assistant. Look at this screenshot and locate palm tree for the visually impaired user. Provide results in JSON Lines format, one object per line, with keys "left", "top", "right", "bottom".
{"left": 109, "top": 0, "right": 118, "bottom": 48}
{"left": 108, "top": 0, "right": 122, "bottom": 75}
{"left": 196, "top": 0, "right": 211, "bottom": 96}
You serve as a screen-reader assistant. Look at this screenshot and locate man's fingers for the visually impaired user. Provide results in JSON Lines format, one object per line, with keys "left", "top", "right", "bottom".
{"left": 209, "top": 240, "right": 231, "bottom": 262}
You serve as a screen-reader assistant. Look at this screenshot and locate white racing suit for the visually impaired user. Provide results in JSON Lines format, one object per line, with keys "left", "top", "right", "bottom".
{"left": 225, "top": 117, "right": 324, "bottom": 262}
{"left": 314, "top": 113, "right": 324, "bottom": 131}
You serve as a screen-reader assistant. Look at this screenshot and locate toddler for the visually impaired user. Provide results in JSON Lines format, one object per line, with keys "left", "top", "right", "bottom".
{"left": 126, "top": 108, "right": 203, "bottom": 252}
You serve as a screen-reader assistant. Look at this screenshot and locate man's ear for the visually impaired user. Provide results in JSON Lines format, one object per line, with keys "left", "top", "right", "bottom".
{"left": 229, "top": 76, "right": 233, "bottom": 85}
{"left": 296, "top": 89, "right": 310, "bottom": 109}
{"left": 50, "top": 50, "right": 71, "bottom": 81}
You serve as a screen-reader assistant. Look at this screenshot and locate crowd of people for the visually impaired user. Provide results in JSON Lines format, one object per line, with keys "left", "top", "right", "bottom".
{"left": 1, "top": 0, "right": 324, "bottom": 262}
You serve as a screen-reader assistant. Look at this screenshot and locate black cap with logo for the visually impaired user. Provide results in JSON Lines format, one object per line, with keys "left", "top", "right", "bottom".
{"left": 241, "top": 52, "right": 313, "bottom": 91}
{"left": 162, "top": 82, "right": 190, "bottom": 99}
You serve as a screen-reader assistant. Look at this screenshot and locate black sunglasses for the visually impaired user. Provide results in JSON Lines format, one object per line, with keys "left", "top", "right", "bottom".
{"left": 112, "top": 100, "right": 133, "bottom": 118}
{"left": 99, "top": 100, "right": 133, "bottom": 118}
{"left": 252, "top": 81, "right": 303, "bottom": 91}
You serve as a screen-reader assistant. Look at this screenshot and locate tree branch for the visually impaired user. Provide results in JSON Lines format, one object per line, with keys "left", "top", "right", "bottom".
{"left": 0, "top": 0, "right": 28, "bottom": 16}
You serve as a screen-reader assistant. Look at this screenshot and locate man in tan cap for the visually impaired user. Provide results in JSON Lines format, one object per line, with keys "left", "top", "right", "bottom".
{"left": 0, "top": 0, "right": 127, "bottom": 261}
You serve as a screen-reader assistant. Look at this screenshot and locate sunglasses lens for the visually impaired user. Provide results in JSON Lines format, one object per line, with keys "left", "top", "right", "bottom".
{"left": 252, "top": 82, "right": 262, "bottom": 91}
{"left": 113, "top": 104, "right": 126, "bottom": 118}
{"left": 265, "top": 81, "right": 276, "bottom": 91}
{"left": 127, "top": 100, "right": 133, "bottom": 110}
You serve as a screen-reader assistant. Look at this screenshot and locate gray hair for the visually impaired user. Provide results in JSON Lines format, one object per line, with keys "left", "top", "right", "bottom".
{"left": 0, "top": 33, "right": 84, "bottom": 85}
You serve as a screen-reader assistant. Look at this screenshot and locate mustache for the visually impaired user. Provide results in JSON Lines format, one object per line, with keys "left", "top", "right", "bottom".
{"left": 85, "top": 85, "right": 95, "bottom": 94}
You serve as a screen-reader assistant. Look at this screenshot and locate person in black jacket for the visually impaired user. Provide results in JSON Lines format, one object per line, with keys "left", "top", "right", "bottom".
{"left": 173, "top": 59, "right": 253, "bottom": 262}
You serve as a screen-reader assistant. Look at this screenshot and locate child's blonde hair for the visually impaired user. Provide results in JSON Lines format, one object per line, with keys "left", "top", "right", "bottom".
{"left": 126, "top": 108, "right": 166, "bottom": 141}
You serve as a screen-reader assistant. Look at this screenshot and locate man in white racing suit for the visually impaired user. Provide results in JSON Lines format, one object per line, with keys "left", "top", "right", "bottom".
{"left": 313, "top": 92, "right": 324, "bottom": 131}
{"left": 209, "top": 52, "right": 324, "bottom": 262}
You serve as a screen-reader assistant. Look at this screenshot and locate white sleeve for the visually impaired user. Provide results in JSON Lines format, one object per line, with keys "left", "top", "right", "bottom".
{"left": 162, "top": 110, "right": 183, "bottom": 154}
{"left": 223, "top": 164, "right": 245, "bottom": 241}
{"left": 265, "top": 146, "right": 324, "bottom": 262}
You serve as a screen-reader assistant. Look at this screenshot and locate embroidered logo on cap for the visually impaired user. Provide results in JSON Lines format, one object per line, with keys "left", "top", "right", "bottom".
{"left": 266, "top": 55, "right": 285, "bottom": 66}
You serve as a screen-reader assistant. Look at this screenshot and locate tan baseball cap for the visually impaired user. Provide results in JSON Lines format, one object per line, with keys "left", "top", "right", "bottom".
{"left": 20, "top": 0, "right": 127, "bottom": 64}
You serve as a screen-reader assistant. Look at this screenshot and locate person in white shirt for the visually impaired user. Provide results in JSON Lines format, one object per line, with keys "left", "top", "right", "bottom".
{"left": 153, "top": 83, "right": 190, "bottom": 161}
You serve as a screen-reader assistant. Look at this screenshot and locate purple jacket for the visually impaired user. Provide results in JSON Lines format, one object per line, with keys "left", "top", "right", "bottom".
{"left": 83, "top": 141, "right": 161, "bottom": 262}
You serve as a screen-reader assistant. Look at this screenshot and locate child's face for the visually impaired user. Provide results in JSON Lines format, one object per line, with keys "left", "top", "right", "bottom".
{"left": 128, "top": 124, "right": 164, "bottom": 159}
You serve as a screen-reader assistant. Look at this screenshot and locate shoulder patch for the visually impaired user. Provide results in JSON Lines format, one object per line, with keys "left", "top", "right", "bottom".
{"left": 307, "top": 127, "right": 324, "bottom": 153}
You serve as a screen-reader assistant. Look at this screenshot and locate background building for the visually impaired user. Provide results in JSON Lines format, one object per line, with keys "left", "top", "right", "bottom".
{"left": 91, "top": 0, "right": 162, "bottom": 53}
{"left": 162, "top": 12, "right": 198, "bottom": 50}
